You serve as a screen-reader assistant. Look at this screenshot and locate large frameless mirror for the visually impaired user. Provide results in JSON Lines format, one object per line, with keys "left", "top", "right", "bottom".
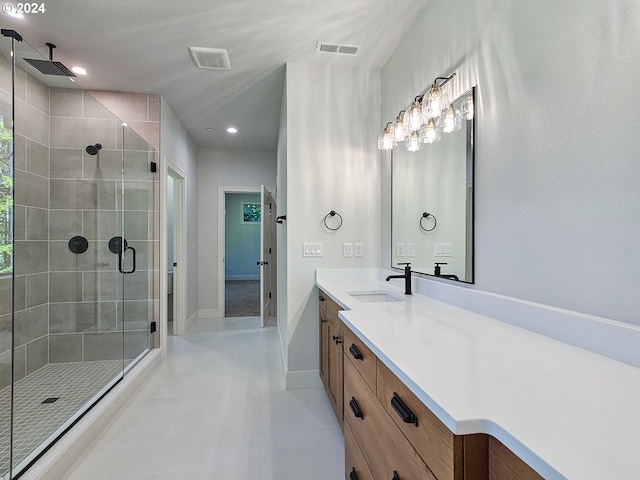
{"left": 391, "top": 87, "right": 475, "bottom": 283}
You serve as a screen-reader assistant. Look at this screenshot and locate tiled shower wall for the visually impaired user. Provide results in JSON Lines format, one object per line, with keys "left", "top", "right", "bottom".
{"left": 0, "top": 52, "right": 159, "bottom": 390}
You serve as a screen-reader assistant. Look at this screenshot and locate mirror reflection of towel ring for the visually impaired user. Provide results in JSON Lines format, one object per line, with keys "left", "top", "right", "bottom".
{"left": 323, "top": 210, "right": 343, "bottom": 231}
{"left": 420, "top": 212, "right": 437, "bottom": 232}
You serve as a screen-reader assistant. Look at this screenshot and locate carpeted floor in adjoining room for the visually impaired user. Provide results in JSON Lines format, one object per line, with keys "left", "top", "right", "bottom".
{"left": 225, "top": 280, "right": 260, "bottom": 317}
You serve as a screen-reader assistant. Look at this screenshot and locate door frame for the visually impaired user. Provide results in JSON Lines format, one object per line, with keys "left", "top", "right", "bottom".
{"left": 217, "top": 186, "right": 262, "bottom": 317}
{"left": 161, "top": 157, "right": 188, "bottom": 351}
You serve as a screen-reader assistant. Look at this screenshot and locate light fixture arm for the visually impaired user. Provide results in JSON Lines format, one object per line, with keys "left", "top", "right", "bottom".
{"left": 433, "top": 72, "right": 456, "bottom": 88}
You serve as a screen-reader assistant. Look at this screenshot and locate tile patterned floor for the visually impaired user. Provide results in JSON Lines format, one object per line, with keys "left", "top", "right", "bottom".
{"left": 0, "top": 360, "right": 125, "bottom": 478}
{"left": 62, "top": 316, "right": 344, "bottom": 480}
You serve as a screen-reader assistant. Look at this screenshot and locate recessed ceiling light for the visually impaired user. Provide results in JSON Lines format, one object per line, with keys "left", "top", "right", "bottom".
{"left": 71, "top": 66, "right": 87, "bottom": 75}
{"left": 226, "top": 127, "right": 237, "bottom": 134}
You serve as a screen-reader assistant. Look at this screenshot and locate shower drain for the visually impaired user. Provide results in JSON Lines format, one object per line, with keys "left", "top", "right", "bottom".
{"left": 41, "top": 397, "right": 60, "bottom": 404}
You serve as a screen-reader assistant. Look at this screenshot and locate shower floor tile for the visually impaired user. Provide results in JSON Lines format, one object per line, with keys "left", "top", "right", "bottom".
{"left": 0, "top": 360, "right": 126, "bottom": 478}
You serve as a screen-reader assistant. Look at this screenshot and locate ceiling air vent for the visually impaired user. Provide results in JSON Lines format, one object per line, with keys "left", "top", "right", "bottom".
{"left": 188, "top": 47, "right": 231, "bottom": 71}
{"left": 315, "top": 41, "right": 360, "bottom": 56}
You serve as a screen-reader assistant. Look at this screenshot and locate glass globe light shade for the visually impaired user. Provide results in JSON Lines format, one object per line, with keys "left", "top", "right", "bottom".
{"left": 420, "top": 118, "right": 441, "bottom": 144}
{"left": 405, "top": 99, "right": 423, "bottom": 132}
{"left": 377, "top": 123, "right": 396, "bottom": 151}
{"left": 461, "top": 92, "right": 474, "bottom": 120}
{"left": 439, "top": 105, "right": 462, "bottom": 133}
{"left": 393, "top": 112, "right": 407, "bottom": 142}
{"left": 405, "top": 130, "right": 422, "bottom": 152}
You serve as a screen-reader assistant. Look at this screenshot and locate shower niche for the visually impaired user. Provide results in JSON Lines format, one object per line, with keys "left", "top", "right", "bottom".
{"left": 0, "top": 30, "right": 159, "bottom": 479}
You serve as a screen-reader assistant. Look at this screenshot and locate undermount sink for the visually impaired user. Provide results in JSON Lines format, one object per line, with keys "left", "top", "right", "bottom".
{"left": 349, "top": 291, "right": 405, "bottom": 303}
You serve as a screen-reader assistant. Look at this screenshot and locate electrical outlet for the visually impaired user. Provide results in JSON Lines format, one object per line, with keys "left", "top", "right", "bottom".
{"left": 396, "top": 243, "right": 406, "bottom": 257}
{"left": 344, "top": 242, "right": 353, "bottom": 257}
{"left": 354, "top": 243, "right": 363, "bottom": 257}
{"left": 407, "top": 243, "right": 415, "bottom": 257}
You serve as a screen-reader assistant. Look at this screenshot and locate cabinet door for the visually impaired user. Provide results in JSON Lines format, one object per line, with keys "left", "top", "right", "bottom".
{"left": 328, "top": 320, "right": 344, "bottom": 426}
{"left": 345, "top": 421, "right": 374, "bottom": 480}
{"left": 319, "top": 310, "right": 330, "bottom": 390}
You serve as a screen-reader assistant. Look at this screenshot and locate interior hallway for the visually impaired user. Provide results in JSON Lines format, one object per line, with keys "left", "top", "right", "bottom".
{"left": 62, "top": 316, "right": 343, "bottom": 480}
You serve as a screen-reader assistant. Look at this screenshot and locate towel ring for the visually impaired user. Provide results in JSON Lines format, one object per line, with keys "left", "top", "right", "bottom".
{"left": 323, "top": 210, "right": 343, "bottom": 231}
{"left": 419, "top": 212, "right": 437, "bottom": 232}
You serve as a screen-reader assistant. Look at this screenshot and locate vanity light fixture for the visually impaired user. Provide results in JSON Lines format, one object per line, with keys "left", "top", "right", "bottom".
{"left": 420, "top": 118, "right": 441, "bottom": 144}
{"left": 393, "top": 111, "right": 407, "bottom": 142}
{"left": 405, "top": 97, "right": 423, "bottom": 133}
{"left": 439, "top": 104, "right": 462, "bottom": 133}
{"left": 422, "top": 73, "right": 455, "bottom": 119}
{"left": 377, "top": 122, "right": 396, "bottom": 151}
{"left": 405, "top": 130, "right": 422, "bottom": 152}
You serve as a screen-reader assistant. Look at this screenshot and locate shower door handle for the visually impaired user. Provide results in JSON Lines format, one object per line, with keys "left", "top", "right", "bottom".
{"left": 119, "top": 245, "right": 136, "bottom": 274}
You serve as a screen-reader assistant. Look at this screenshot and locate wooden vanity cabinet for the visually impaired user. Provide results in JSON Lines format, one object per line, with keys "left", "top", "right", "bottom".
{"left": 318, "top": 290, "right": 344, "bottom": 428}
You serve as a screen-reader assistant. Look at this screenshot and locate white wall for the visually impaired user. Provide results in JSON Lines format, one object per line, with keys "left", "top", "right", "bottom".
{"left": 197, "top": 149, "right": 276, "bottom": 313}
{"left": 381, "top": 1, "right": 640, "bottom": 326}
{"left": 276, "top": 74, "right": 288, "bottom": 366}
{"left": 282, "top": 63, "right": 381, "bottom": 386}
{"left": 160, "top": 98, "right": 198, "bottom": 322}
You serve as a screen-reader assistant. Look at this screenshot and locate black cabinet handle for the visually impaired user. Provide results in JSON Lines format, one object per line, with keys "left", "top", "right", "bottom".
{"left": 391, "top": 393, "right": 418, "bottom": 427}
{"left": 393, "top": 472, "right": 401, "bottom": 480}
{"left": 332, "top": 335, "right": 342, "bottom": 344}
{"left": 349, "top": 344, "right": 363, "bottom": 360}
{"left": 349, "top": 397, "right": 363, "bottom": 419}
{"left": 350, "top": 467, "right": 359, "bottom": 480}
{"left": 318, "top": 295, "right": 325, "bottom": 302}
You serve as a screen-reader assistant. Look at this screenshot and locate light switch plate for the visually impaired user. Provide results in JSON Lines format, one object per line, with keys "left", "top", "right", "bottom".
{"left": 343, "top": 242, "right": 353, "bottom": 257}
{"left": 354, "top": 243, "right": 363, "bottom": 257}
{"left": 396, "top": 243, "right": 406, "bottom": 257}
{"left": 303, "top": 242, "right": 323, "bottom": 257}
{"left": 434, "top": 243, "right": 452, "bottom": 257}
{"left": 407, "top": 243, "right": 416, "bottom": 257}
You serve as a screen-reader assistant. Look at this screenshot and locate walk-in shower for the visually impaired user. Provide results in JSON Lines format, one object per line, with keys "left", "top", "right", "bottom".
{"left": 0, "top": 30, "right": 159, "bottom": 479}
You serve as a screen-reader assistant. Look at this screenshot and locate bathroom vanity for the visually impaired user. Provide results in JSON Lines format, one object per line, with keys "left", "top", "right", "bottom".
{"left": 317, "top": 269, "right": 640, "bottom": 479}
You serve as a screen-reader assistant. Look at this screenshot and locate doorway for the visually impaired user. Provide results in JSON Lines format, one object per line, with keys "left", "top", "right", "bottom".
{"left": 218, "top": 186, "right": 277, "bottom": 325}
{"left": 166, "top": 163, "right": 187, "bottom": 336}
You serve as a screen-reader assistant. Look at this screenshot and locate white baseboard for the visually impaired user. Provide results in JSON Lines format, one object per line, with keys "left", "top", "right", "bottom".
{"left": 285, "top": 369, "right": 323, "bottom": 390}
{"left": 186, "top": 311, "right": 199, "bottom": 332}
{"left": 226, "top": 275, "right": 260, "bottom": 281}
{"left": 198, "top": 308, "right": 222, "bottom": 319}
{"left": 21, "top": 350, "right": 162, "bottom": 480}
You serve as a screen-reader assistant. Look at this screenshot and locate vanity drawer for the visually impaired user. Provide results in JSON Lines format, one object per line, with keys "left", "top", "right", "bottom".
{"left": 343, "top": 326, "right": 377, "bottom": 394}
{"left": 318, "top": 289, "right": 329, "bottom": 312}
{"left": 377, "top": 360, "right": 463, "bottom": 480}
{"left": 344, "top": 359, "right": 437, "bottom": 480}
{"left": 344, "top": 421, "right": 374, "bottom": 480}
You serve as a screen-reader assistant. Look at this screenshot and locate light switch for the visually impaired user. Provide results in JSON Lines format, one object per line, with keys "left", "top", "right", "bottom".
{"left": 344, "top": 243, "right": 353, "bottom": 257}
{"left": 303, "top": 242, "right": 323, "bottom": 257}
{"left": 396, "top": 243, "right": 406, "bottom": 257}
{"left": 434, "top": 243, "right": 452, "bottom": 257}
{"left": 407, "top": 243, "right": 416, "bottom": 257}
{"left": 354, "top": 243, "right": 363, "bottom": 257}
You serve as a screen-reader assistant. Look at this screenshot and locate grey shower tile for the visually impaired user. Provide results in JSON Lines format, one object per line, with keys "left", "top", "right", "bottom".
{"left": 12, "top": 344, "right": 25, "bottom": 382}
{"left": 49, "top": 210, "right": 83, "bottom": 240}
{"left": 123, "top": 121, "right": 159, "bottom": 151}
{"left": 49, "top": 333, "right": 83, "bottom": 363}
{"left": 26, "top": 73, "right": 49, "bottom": 115}
{"left": 86, "top": 90, "right": 148, "bottom": 121}
{"left": 83, "top": 149, "right": 124, "bottom": 181}
{"left": 84, "top": 270, "right": 120, "bottom": 301}
{"left": 0, "top": 278, "right": 12, "bottom": 316}
{"left": 50, "top": 301, "right": 118, "bottom": 333}
{"left": 15, "top": 170, "right": 48, "bottom": 209}
{"left": 123, "top": 210, "right": 149, "bottom": 240}
{"left": 50, "top": 148, "right": 83, "bottom": 179}
{"left": 50, "top": 88, "right": 83, "bottom": 117}
{"left": 13, "top": 305, "right": 47, "bottom": 347}
{"left": 49, "top": 240, "right": 113, "bottom": 272}
{"left": 149, "top": 94, "right": 160, "bottom": 121}
{"left": 84, "top": 331, "right": 123, "bottom": 361}
{"left": 26, "top": 138, "right": 49, "bottom": 178}
{"left": 13, "top": 275, "right": 26, "bottom": 312}
{"left": 83, "top": 91, "right": 121, "bottom": 120}
{"left": 122, "top": 150, "right": 151, "bottom": 181}
{"left": 26, "top": 273, "right": 48, "bottom": 308}
{"left": 118, "top": 300, "right": 152, "bottom": 331}
{"left": 13, "top": 133, "right": 26, "bottom": 171}
{"left": 15, "top": 98, "right": 49, "bottom": 146}
{"left": 0, "top": 350, "right": 9, "bottom": 390}
{"left": 123, "top": 270, "right": 150, "bottom": 301}
{"left": 14, "top": 205, "right": 25, "bottom": 240}
{"left": 118, "top": 180, "right": 154, "bottom": 211}
{"left": 83, "top": 210, "right": 119, "bottom": 240}
{"left": 50, "top": 117, "right": 117, "bottom": 150}
{"left": 50, "top": 179, "right": 116, "bottom": 210}
{"left": 124, "top": 330, "right": 149, "bottom": 359}
{"left": 26, "top": 336, "right": 48, "bottom": 374}
{"left": 14, "top": 241, "right": 48, "bottom": 275}
{"left": 0, "top": 314, "right": 10, "bottom": 354}
{"left": 25, "top": 207, "right": 48, "bottom": 240}
{"left": 49, "top": 272, "right": 83, "bottom": 302}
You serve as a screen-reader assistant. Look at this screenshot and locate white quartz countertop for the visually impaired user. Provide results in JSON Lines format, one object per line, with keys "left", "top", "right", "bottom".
{"left": 316, "top": 276, "right": 640, "bottom": 480}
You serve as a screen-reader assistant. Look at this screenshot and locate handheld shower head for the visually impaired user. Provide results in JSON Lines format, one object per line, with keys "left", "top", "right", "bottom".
{"left": 86, "top": 143, "right": 102, "bottom": 156}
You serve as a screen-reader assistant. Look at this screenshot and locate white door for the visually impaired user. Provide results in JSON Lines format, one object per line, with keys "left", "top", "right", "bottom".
{"left": 259, "top": 186, "right": 273, "bottom": 327}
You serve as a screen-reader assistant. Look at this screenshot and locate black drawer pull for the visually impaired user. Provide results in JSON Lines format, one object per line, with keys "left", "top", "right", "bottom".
{"left": 350, "top": 467, "right": 359, "bottom": 480}
{"left": 349, "top": 344, "right": 363, "bottom": 360}
{"left": 349, "top": 397, "right": 363, "bottom": 419}
{"left": 391, "top": 393, "right": 418, "bottom": 427}
{"left": 393, "top": 472, "right": 400, "bottom": 480}
{"left": 318, "top": 295, "right": 325, "bottom": 302}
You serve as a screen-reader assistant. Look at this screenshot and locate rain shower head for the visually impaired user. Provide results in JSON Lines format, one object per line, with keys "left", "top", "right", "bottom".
{"left": 24, "top": 43, "right": 76, "bottom": 77}
{"left": 86, "top": 143, "right": 102, "bottom": 156}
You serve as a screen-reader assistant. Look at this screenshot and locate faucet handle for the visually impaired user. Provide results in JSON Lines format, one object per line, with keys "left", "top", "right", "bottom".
{"left": 397, "top": 262, "right": 411, "bottom": 266}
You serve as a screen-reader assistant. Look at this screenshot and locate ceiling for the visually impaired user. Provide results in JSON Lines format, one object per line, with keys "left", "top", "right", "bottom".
{"left": 2, "top": 0, "right": 428, "bottom": 150}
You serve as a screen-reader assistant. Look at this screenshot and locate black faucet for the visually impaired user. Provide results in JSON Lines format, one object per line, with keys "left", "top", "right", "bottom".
{"left": 434, "top": 262, "right": 459, "bottom": 281}
{"left": 386, "top": 262, "right": 412, "bottom": 295}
